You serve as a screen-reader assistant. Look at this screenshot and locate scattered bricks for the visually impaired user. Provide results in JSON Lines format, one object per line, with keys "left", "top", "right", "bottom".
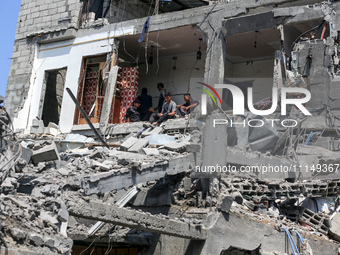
{"left": 299, "top": 208, "right": 331, "bottom": 234}
{"left": 120, "top": 136, "right": 139, "bottom": 151}
{"left": 128, "top": 139, "right": 149, "bottom": 153}
{"left": 142, "top": 148, "right": 159, "bottom": 155}
{"left": 31, "top": 141, "right": 60, "bottom": 165}
{"left": 329, "top": 213, "right": 340, "bottom": 241}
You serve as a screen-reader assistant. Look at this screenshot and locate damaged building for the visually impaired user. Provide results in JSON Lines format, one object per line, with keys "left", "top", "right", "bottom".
{"left": 2, "top": 0, "right": 340, "bottom": 254}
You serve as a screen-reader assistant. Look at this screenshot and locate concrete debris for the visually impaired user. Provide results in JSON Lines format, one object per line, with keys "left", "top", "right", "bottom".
{"left": 329, "top": 213, "right": 340, "bottom": 241}
{"left": 30, "top": 119, "right": 44, "bottom": 134}
{"left": 128, "top": 139, "right": 149, "bottom": 153}
{"left": 5, "top": 0, "right": 340, "bottom": 254}
{"left": 31, "top": 141, "right": 60, "bottom": 165}
{"left": 217, "top": 192, "right": 234, "bottom": 213}
{"left": 120, "top": 136, "right": 139, "bottom": 151}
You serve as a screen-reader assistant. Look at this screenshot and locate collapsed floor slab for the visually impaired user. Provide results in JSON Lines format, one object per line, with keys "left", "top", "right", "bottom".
{"left": 81, "top": 153, "right": 195, "bottom": 195}
{"left": 67, "top": 200, "right": 207, "bottom": 240}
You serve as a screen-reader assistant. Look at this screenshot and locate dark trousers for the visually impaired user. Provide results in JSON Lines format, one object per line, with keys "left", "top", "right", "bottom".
{"left": 141, "top": 111, "right": 153, "bottom": 121}
{"left": 149, "top": 112, "right": 174, "bottom": 124}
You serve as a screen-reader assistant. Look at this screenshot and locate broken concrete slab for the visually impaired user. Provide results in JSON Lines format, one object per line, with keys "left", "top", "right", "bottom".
{"left": 141, "top": 126, "right": 163, "bottom": 137}
{"left": 224, "top": 147, "right": 298, "bottom": 180}
{"left": 164, "top": 141, "right": 188, "bottom": 152}
{"left": 109, "top": 150, "right": 146, "bottom": 160}
{"left": 128, "top": 139, "right": 149, "bottom": 153}
{"left": 120, "top": 136, "right": 139, "bottom": 151}
{"left": 68, "top": 200, "right": 207, "bottom": 240}
{"left": 329, "top": 213, "right": 340, "bottom": 241}
{"left": 81, "top": 154, "right": 194, "bottom": 195}
{"left": 91, "top": 160, "right": 111, "bottom": 171}
{"left": 142, "top": 148, "right": 160, "bottom": 155}
{"left": 31, "top": 141, "right": 60, "bottom": 165}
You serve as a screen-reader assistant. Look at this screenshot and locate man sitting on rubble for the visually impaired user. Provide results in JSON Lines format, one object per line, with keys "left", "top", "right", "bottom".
{"left": 143, "top": 92, "right": 176, "bottom": 128}
{"left": 138, "top": 87, "right": 154, "bottom": 121}
{"left": 176, "top": 93, "right": 199, "bottom": 116}
{"left": 124, "top": 100, "right": 141, "bottom": 122}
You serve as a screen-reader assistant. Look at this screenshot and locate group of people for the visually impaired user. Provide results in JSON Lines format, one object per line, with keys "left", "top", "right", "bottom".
{"left": 124, "top": 83, "right": 199, "bottom": 128}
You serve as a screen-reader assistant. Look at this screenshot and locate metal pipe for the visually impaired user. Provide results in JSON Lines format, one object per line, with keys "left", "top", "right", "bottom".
{"left": 66, "top": 87, "right": 109, "bottom": 148}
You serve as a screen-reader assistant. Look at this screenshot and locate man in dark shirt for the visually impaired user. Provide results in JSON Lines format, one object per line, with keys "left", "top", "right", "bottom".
{"left": 138, "top": 87, "right": 153, "bottom": 121}
{"left": 176, "top": 93, "right": 199, "bottom": 116}
{"left": 124, "top": 100, "right": 141, "bottom": 122}
{"left": 144, "top": 92, "right": 176, "bottom": 128}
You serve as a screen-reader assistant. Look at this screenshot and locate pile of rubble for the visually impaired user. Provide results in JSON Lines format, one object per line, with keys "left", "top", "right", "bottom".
{"left": 1, "top": 104, "right": 340, "bottom": 254}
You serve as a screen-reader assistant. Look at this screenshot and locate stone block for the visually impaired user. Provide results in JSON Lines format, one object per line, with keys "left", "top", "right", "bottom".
{"left": 128, "top": 139, "right": 149, "bottom": 153}
{"left": 120, "top": 136, "right": 138, "bottom": 151}
{"left": 31, "top": 141, "right": 60, "bottom": 165}
{"left": 30, "top": 119, "right": 44, "bottom": 134}
{"left": 218, "top": 193, "right": 233, "bottom": 213}
{"left": 142, "top": 148, "right": 159, "bottom": 155}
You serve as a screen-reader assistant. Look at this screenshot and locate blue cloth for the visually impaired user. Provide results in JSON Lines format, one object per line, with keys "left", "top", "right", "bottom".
{"left": 138, "top": 16, "right": 150, "bottom": 43}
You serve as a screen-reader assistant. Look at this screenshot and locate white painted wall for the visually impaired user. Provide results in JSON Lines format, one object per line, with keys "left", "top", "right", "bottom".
{"left": 13, "top": 28, "right": 133, "bottom": 133}
{"left": 225, "top": 59, "right": 274, "bottom": 102}
{"left": 138, "top": 53, "right": 205, "bottom": 107}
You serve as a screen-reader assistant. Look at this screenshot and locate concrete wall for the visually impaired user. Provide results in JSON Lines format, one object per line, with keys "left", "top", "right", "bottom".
{"left": 11, "top": 27, "right": 132, "bottom": 133}
{"left": 138, "top": 53, "right": 205, "bottom": 107}
{"left": 106, "top": 0, "right": 151, "bottom": 23}
{"left": 225, "top": 59, "right": 275, "bottom": 103}
{"left": 5, "top": 0, "right": 82, "bottom": 119}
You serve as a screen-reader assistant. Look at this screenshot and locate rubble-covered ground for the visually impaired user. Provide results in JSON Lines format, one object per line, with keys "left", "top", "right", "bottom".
{"left": 1, "top": 103, "right": 340, "bottom": 255}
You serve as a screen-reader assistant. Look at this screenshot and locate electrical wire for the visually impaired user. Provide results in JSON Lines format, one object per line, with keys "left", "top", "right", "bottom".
{"left": 289, "top": 21, "right": 325, "bottom": 70}
{"left": 282, "top": 227, "right": 300, "bottom": 255}
{"left": 79, "top": 239, "right": 96, "bottom": 255}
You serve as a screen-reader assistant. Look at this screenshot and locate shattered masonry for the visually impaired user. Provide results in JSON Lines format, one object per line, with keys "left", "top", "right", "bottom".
{"left": 2, "top": 0, "right": 340, "bottom": 254}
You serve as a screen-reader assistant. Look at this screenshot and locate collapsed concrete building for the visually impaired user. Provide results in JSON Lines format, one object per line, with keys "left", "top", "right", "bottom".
{"left": 2, "top": 0, "right": 340, "bottom": 254}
